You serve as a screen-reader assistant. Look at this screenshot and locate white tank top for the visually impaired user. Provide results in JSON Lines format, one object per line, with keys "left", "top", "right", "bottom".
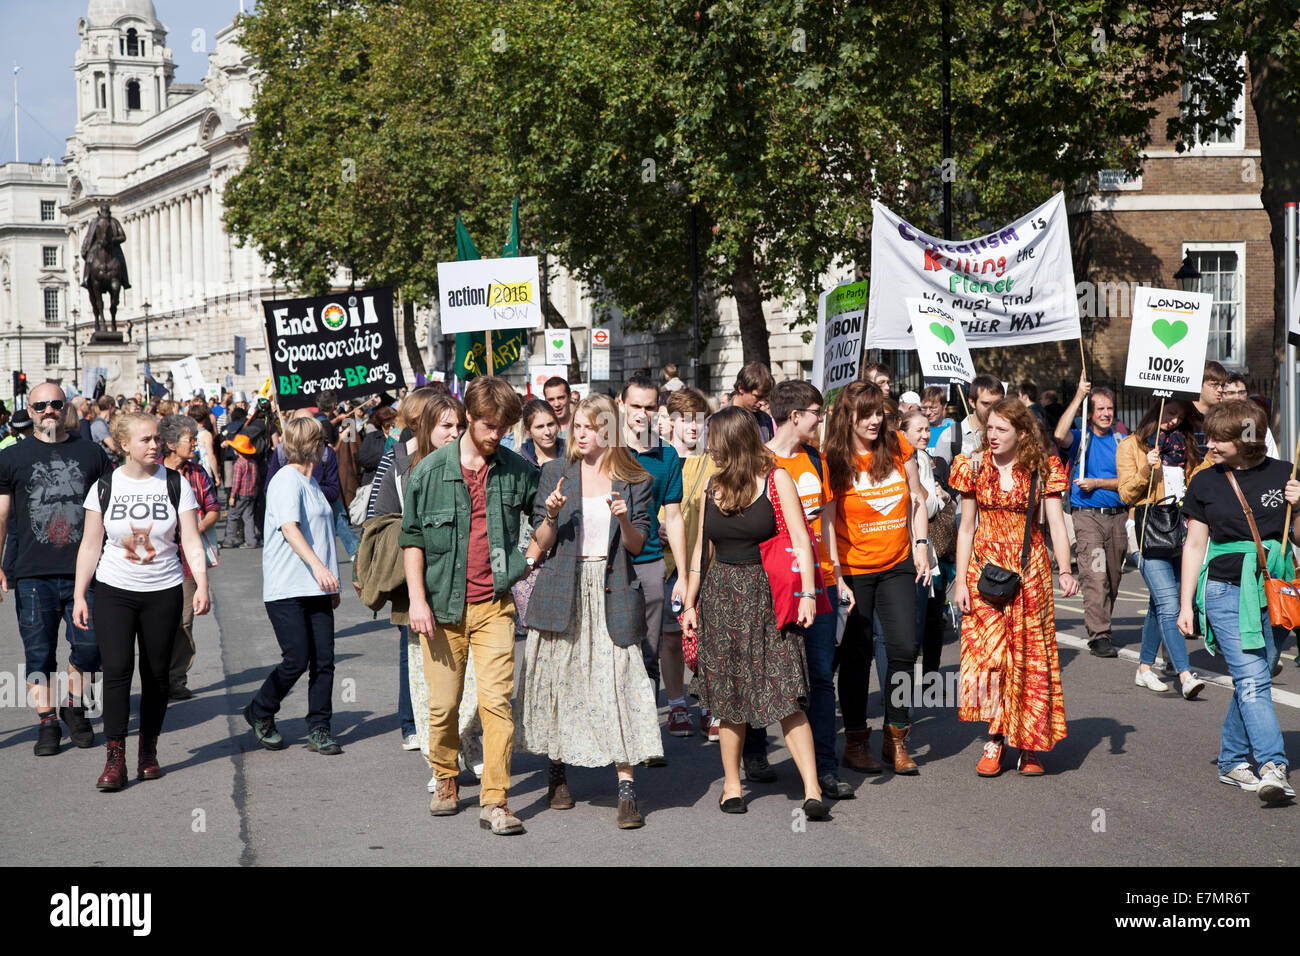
{"left": 581, "top": 495, "right": 611, "bottom": 556}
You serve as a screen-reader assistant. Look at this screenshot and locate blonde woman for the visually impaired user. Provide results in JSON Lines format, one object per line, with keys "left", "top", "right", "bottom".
{"left": 519, "top": 393, "right": 662, "bottom": 829}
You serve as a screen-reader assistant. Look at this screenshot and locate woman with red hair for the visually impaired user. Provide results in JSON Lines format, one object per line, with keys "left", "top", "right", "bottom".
{"left": 951, "top": 397, "right": 1078, "bottom": 777}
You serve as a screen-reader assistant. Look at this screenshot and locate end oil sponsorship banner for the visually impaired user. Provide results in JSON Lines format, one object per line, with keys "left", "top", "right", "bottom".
{"left": 811, "top": 279, "right": 868, "bottom": 402}
{"left": 865, "top": 193, "right": 1081, "bottom": 350}
{"left": 262, "top": 286, "right": 406, "bottom": 410}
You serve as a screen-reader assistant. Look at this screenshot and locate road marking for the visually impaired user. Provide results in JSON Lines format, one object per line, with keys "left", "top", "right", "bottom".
{"left": 1056, "top": 629, "right": 1300, "bottom": 710}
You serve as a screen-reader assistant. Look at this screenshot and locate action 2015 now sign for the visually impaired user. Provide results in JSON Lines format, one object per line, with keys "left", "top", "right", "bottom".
{"left": 908, "top": 298, "right": 976, "bottom": 385}
{"left": 436, "top": 256, "right": 543, "bottom": 335}
{"left": 865, "top": 193, "right": 1081, "bottom": 350}
{"left": 262, "top": 286, "right": 406, "bottom": 410}
{"left": 1123, "top": 287, "right": 1212, "bottom": 396}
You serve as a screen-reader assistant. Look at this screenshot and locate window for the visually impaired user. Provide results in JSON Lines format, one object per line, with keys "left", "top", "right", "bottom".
{"left": 40, "top": 200, "right": 55, "bottom": 222}
{"left": 1184, "top": 243, "right": 1244, "bottom": 367}
{"left": 43, "top": 288, "right": 59, "bottom": 324}
{"left": 126, "top": 79, "right": 141, "bottom": 111}
{"left": 126, "top": 28, "right": 139, "bottom": 56}
{"left": 1182, "top": 15, "right": 1246, "bottom": 148}
{"left": 42, "top": 246, "right": 57, "bottom": 267}
{"left": 95, "top": 73, "right": 106, "bottom": 109}
{"left": 45, "top": 343, "right": 60, "bottom": 366}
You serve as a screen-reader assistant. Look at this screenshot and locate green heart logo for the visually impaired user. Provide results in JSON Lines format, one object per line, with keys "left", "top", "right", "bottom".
{"left": 1152, "top": 318, "right": 1188, "bottom": 349}
{"left": 551, "top": 338, "right": 564, "bottom": 350}
{"left": 929, "top": 322, "right": 955, "bottom": 346}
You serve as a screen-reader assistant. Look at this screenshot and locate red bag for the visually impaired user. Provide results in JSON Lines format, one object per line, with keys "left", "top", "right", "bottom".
{"left": 680, "top": 617, "right": 698, "bottom": 672}
{"left": 759, "top": 470, "right": 833, "bottom": 628}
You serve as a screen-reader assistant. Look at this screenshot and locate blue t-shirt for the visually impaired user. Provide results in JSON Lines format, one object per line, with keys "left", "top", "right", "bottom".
{"left": 927, "top": 419, "right": 957, "bottom": 452}
{"left": 633, "top": 444, "right": 683, "bottom": 564}
{"left": 263, "top": 466, "right": 337, "bottom": 602}
{"left": 1064, "top": 429, "right": 1123, "bottom": 508}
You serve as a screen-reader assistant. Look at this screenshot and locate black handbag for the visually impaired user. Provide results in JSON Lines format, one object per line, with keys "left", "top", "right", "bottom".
{"left": 976, "top": 470, "right": 1038, "bottom": 604}
{"left": 1137, "top": 495, "right": 1183, "bottom": 560}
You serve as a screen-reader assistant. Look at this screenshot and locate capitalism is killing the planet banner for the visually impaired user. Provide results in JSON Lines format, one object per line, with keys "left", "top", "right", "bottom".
{"left": 864, "top": 193, "right": 1081, "bottom": 350}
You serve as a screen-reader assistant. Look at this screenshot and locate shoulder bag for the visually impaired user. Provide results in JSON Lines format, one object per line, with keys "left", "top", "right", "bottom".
{"left": 1138, "top": 494, "right": 1183, "bottom": 560}
{"left": 1225, "top": 470, "right": 1300, "bottom": 629}
{"left": 976, "top": 468, "right": 1038, "bottom": 604}
{"left": 760, "top": 470, "right": 833, "bottom": 628}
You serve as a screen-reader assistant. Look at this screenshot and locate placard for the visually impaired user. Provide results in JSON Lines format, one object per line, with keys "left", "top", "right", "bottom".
{"left": 261, "top": 286, "right": 406, "bottom": 411}
{"left": 435, "top": 256, "right": 543, "bottom": 335}
{"left": 811, "top": 279, "right": 868, "bottom": 401}
{"left": 865, "top": 193, "right": 1081, "bottom": 350}
{"left": 907, "top": 298, "right": 976, "bottom": 385}
{"left": 1123, "top": 286, "right": 1213, "bottom": 396}
{"left": 530, "top": 364, "right": 569, "bottom": 394}
{"left": 544, "top": 327, "right": 572, "bottom": 366}
{"left": 170, "top": 356, "right": 206, "bottom": 401}
{"left": 234, "top": 335, "right": 247, "bottom": 376}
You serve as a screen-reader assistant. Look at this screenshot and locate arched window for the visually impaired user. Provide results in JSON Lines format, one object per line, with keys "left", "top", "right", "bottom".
{"left": 126, "top": 79, "right": 141, "bottom": 111}
{"left": 126, "top": 28, "right": 139, "bottom": 56}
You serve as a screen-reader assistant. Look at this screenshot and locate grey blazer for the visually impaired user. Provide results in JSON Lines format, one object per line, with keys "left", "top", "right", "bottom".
{"left": 523, "top": 457, "right": 652, "bottom": 647}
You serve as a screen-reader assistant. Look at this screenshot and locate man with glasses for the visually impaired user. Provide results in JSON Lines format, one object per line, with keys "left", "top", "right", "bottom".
{"left": 1188, "top": 361, "right": 1228, "bottom": 460}
{"left": 0, "top": 383, "right": 112, "bottom": 756}
{"left": 1223, "top": 372, "right": 1280, "bottom": 459}
{"left": 404, "top": 376, "right": 538, "bottom": 836}
{"left": 920, "top": 386, "right": 958, "bottom": 465}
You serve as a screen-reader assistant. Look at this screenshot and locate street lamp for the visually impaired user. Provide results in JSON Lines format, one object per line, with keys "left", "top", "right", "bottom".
{"left": 71, "top": 307, "right": 79, "bottom": 394}
{"left": 1174, "top": 254, "right": 1202, "bottom": 294}
{"left": 16, "top": 321, "right": 23, "bottom": 410}
{"left": 142, "top": 300, "right": 151, "bottom": 399}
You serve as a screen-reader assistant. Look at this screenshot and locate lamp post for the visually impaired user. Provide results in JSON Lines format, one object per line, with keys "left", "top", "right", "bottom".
{"left": 142, "top": 300, "right": 151, "bottom": 399}
{"left": 1173, "top": 254, "right": 1201, "bottom": 294}
{"left": 16, "top": 321, "right": 23, "bottom": 410}
{"left": 71, "top": 307, "right": 79, "bottom": 394}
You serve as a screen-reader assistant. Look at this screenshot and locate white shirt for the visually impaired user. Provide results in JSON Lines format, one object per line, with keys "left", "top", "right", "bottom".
{"left": 84, "top": 466, "right": 198, "bottom": 592}
{"left": 580, "top": 495, "right": 611, "bottom": 557}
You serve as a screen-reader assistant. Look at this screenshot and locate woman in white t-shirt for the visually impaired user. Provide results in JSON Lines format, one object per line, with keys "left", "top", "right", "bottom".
{"left": 74, "top": 412, "right": 209, "bottom": 791}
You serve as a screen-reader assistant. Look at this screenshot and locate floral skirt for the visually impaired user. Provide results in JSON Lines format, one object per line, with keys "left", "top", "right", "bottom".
{"left": 689, "top": 561, "right": 809, "bottom": 726}
{"left": 516, "top": 560, "right": 663, "bottom": 767}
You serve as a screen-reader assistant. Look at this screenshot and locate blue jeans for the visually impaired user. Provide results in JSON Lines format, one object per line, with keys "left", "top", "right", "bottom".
{"left": 804, "top": 586, "right": 838, "bottom": 777}
{"left": 16, "top": 576, "right": 100, "bottom": 681}
{"left": 1138, "top": 556, "right": 1190, "bottom": 673}
{"left": 397, "top": 625, "right": 415, "bottom": 737}
{"left": 1203, "top": 580, "right": 1288, "bottom": 773}
{"left": 330, "top": 498, "right": 358, "bottom": 558}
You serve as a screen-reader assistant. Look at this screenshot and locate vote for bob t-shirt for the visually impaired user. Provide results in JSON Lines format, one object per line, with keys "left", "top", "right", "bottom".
{"left": 83, "top": 466, "right": 198, "bottom": 592}
{"left": 835, "top": 432, "right": 915, "bottom": 576}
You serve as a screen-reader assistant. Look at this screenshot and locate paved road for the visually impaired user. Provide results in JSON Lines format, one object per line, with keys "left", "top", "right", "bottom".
{"left": 2, "top": 550, "right": 1298, "bottom": 866}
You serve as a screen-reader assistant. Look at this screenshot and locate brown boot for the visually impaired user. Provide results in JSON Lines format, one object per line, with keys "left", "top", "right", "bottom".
{"left": 137, "top": 736, "right": 164, "bottom": 780}
{"left": 881, "top": 724, "right": 919, "bottom": 775}
{"left": 429, "top": 777, "right": 460, "bottom": 815}
{"left": 96, "top": 739, "right": 127, "bottom": 792}
{"left": 841, "top": 729, "right": 882, "bottom": 774}
{"left": 547, "top": 763, "right": 574, "bottom": 809}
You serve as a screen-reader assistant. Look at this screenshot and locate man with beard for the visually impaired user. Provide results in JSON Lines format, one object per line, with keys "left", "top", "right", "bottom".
{"left": 0, "top": 383, "right": 112, "bottom": 755}
{"left": 403, "top": 376, "right": 538, "bottom": 835}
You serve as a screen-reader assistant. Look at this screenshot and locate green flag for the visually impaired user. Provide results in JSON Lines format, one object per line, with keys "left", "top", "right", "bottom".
{"left": 452, "top": 202, "right": 527, "bottom": 380}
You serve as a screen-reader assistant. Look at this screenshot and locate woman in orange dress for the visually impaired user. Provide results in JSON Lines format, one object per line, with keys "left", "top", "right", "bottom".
{"left": 951, "top": 398, "right": 1078, "bottom": 776}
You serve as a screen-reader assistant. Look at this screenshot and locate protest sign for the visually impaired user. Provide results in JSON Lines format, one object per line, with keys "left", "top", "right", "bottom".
{"left": 544, "top": 327, "right": 572, "bottom": 366}
{"left": 170, "top": 356, "right": 206, "bottom": 401}
{"left": 436, "top": 256, "right": 543, "bottom": 335}
{"left": 530, "top": 364, "right": 568, "bottom": 394}
{"left": 234, "top": 335, "right": 247, "bottom": 376}
{"left": 811, "top": 280, "right": 868, "bottom": 401}
{"left": 82, "top": 366, "right": 106, "bottom": 398}
{"left": 865, "top": 193, "right": 1080, "bottom": 350}
{"left": 907, "top": 298, "right": 976, "bottom": 385}
{"left": 261, "top": 286, "right": 406, "bottom": 411}
{"left": 1123, "top": 287, "right": 1212, "bottom": 396}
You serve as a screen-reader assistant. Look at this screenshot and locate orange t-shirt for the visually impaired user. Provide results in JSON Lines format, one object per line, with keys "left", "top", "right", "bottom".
{"left": 835, "top": 432, "right": 915, "bottom": 575}
{"left": 773, "top": 448, "right": 835, "bottom": 585}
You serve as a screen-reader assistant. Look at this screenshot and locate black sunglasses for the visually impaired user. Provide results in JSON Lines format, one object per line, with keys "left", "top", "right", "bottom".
{"left": 29, "top": 400, "right": 65, "bottom": 412}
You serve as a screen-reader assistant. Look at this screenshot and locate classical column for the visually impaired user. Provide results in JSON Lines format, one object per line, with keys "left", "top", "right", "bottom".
{"left": 178, "top": 194, "right": 192, "bottom": 303}
{"left": 191, "top": 190, "right": 205, "bottom": 299}
{"left": 203, "top": 188, "right": 218, "bottom": 294}
{"left": 158, "top": 203, "right": 171, "bottom": 306}
{"left": 150, "top": 206, "right": 161, "bottom": 306}
{"left": 139, "top": 211, "right": 151, "bottom": 310}
{"left": 169, "top": 199, "right": 181, "bottom": 307}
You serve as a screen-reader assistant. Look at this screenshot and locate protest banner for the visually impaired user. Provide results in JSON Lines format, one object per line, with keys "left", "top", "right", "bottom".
{"left": 544, "top": 327, "right": 572, "bottom": 366}
{"left": 907, "top": 298, "right": 976, "bottom": 386}
{"left": 82, "top": 366, "right": 106, "bottom": 399}
{"left": 1123, "top": 287, "right": 1212, "bottom": 396}
{"left": 865, "top": 193, "right": 1080, "bottom": 350}
{"left": 261, "top": 285, "right": 406, "bottom": 411}
{"left": 436, "top": 256, "right": 543, "bottom": 336}
{"left": 170, "top": 356, "right": 206, "bottom": 401}
{"left": 530, "top": 364, "right": 568, "bottom": 394}
{"left": 811, "top": 280, "right": 868, "bottom": 402}
{"left": 234, "top": 335, "right": 247, "bottom": 376}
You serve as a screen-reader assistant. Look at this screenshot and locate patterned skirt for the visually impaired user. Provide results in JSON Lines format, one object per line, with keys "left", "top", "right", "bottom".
{"left": 516, "top": 560, "right": 664, "bottom": 767}
{"left": 690, "top": 561, "right": 809, "bottom": 726}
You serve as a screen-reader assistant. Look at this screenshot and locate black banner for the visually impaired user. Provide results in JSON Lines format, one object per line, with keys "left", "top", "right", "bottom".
{"left": 261, "top": 286, "right": 405, "bottom": 410}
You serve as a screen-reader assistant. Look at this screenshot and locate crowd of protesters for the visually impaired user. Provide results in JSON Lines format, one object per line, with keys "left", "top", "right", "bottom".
{"left": 2, "top": 350, "right": 1297, "bottom": 823}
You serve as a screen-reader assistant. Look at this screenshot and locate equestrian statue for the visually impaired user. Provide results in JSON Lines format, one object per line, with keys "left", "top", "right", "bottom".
{"left": 81, "top": 204, "right": 131, "bottom": 333}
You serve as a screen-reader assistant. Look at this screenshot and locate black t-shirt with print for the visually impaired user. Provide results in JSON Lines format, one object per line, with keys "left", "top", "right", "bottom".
{"left": 1183, "top": 457, "right": 1293, "bottom": 582}
{"left": 0, "top": 434, "right": 111, "bottom": 579}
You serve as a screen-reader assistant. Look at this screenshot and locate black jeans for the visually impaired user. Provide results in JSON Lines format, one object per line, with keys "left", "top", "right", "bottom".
{"left": 252, "top": 596, "right": 335, "bottom": 730}
{"left": 95, "top": 580, "right": 183, "bottom": 740}
{"left": 838, "top": 561, "right": 918, "bottom": 728}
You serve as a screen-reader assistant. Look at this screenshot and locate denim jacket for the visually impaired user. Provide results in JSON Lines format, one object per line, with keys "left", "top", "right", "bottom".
{"left": 398, "top": 439, "right": 539, "bottom": 625}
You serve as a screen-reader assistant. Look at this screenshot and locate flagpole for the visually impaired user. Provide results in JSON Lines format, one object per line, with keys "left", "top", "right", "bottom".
{"left": 1138, "top": 396, "right": 1164, "bottom": 554}
{"left": 485, "top": 329, "right": 494, "bottom": 376}
{"left": 12, "top": 64, "right": 19, "bottom": 163}
{"left": 1078, "top": 338, "right": 1089, "bottom": 482}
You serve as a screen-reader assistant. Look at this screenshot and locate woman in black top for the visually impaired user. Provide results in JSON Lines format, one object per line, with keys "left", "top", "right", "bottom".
{"left": 680, "top": 407, "right": 828, "bottom": 819}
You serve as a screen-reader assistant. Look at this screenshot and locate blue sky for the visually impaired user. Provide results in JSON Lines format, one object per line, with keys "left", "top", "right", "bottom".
{"left": 0, "top": 0, "right": 255, "bottom": 164}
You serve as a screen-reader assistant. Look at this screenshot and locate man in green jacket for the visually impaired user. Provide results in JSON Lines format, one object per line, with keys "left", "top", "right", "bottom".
{"left": 402, "top": 376, "right": 537, "bottom": 835}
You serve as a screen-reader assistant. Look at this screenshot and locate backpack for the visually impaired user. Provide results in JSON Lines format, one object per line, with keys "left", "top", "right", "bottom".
{"left": 98, "top": 467, "right": 182, "bottom": 546}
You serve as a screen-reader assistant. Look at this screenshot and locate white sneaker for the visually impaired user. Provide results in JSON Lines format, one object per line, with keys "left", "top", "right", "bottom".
{"left": 463, "top": 732, "right": 485, "bottom": 779}
{"left": 1257, "top": 762, "right": 1295, "bottom": 803}
{"left": 1180, "top": 673, "right": 1206, "bottom": 700}
{"left": 401, "top": 733, "right": 419, "bottom": 751}
{"left": 1219, "top": 763, "right": 1260, "bottom": 791}
{"left": 426, "top": 772, "right": 439, "bottom": 793}
{"left": 1134, "top": 667, "right": 1170, "bottom": 693}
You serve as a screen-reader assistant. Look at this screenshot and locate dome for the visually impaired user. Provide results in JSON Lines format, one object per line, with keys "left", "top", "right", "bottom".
{"left": 86, "top": 0, "right": 160, "bottom": 28}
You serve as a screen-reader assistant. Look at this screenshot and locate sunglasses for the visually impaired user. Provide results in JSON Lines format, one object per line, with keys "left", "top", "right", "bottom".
{"left": 29, "top": 400, "right": 65, "bottom": 412}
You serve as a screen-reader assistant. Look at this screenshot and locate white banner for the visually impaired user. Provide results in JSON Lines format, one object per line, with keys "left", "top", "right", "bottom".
{"left": 543, "top": 327, "right": 572, "bottom": 366}
{"left": 170, "top": 357, "right": 206, "bottom": 401}
{"left": 1123, "top": 287, "right": 1212, "bottom": 396}
{"left": 908, "top": 298, "right": 976, "bottom": 385}
{"left": 530, "top": 364, "right": 568, "bottom": 394}
{"left": 810, "top": 280, "right": 868, "bottom": 401}
{"left": 865, "top": 193, "right": 1081, "bottom": 350}
{"left": 435, "top": 256, "right": 542, "bottom": 335}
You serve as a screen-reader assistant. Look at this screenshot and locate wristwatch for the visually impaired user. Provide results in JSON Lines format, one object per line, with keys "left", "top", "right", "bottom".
{"left": 914, "top": 538, "right": 929, "bottom": 545}
{"left": 526, "top": 555, "right": 536, "bottom": 569}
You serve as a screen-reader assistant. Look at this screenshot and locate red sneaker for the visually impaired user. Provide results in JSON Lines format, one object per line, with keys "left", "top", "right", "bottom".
{"left": 976, "top": 740, "right": 1005, "bottom": 777}
{"left": 706, "top": 717, "right": 720, "bottom": 744}
{"left": 1017, "top": 750, "right": 1045, "bottom": 776}
{"left": 668, "top": 705, "right": 694, "bottom": 737}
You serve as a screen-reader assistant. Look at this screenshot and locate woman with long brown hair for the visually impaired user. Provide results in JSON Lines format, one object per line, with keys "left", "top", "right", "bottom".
{"left": 823, "top": 381, "right": 930, "bottom": 775}
{"left": 1117, "top": 398, "right": 1209, "bottom": 698}
{"left": 519, "top": 393, "right": 662, "bottom": 829}
{"left": 680, "top": 406, "right": 828, "bottom": 819}
{"left": 952, "top": 397, "right": 1077, "bottom": 776}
